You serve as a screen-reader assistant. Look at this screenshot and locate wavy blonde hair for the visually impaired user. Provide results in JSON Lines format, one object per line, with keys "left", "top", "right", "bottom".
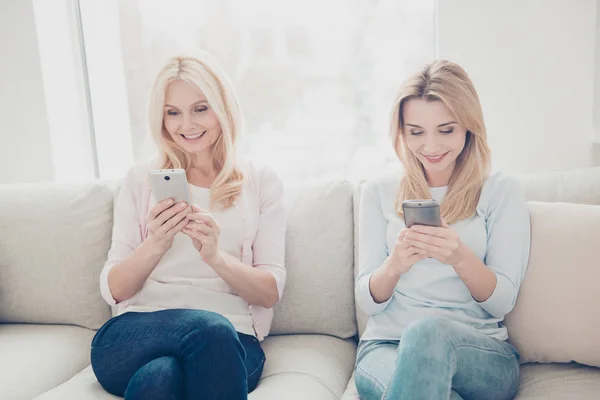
{"left": 148, "top": 51, "right": 245, "bottom": 209}
{"left": 391, "top": 60, "right": 491, "bottom": 224}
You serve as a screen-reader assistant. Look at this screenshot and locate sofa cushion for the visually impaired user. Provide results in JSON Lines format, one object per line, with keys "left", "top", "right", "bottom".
{"left": 35, "top": 334, "right": 357, "bottom": 400}
{"left": 0, "top": 324, "right": 96, "bottom": 400}
{"left": 340, "top": 363, "right": 600, "bottom": 400}
{"left": 270, "top": 180, "right": 357, "bottom": 339}
{"left": 0, "top": 182, "right": 114, "bottom": 329}
{"left": 504, "top": 202, "right": 600, "bottom": 367}
{"left": 516, "top": 166, "right": 600, "bottom": 205}
{"left": 514, "top": 363, "right": 600, "bottom": 399}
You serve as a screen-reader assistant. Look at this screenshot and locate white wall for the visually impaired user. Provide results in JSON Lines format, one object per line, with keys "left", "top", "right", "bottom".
{"left": 0, "top": 0, "right": 54, "bottom": 184}
{"left": 436, "top": 0, "right": 598, "bottom": 174}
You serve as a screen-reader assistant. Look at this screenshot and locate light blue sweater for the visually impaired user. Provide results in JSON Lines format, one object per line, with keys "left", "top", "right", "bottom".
{"left": 356, "top": 171, "right": 531, "bottom": 341}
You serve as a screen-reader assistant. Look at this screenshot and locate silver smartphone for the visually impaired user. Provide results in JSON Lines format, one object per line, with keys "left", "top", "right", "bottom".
{"left": 402, "top": 199, "right": 442, "bottom": 228}
{"left": 149, "top": 169, "right": 191, "bottom": 204}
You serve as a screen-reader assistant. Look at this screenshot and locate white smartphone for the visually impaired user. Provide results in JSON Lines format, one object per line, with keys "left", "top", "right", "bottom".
{"left": 149, "top": 169, "right": 191, "bottom": 204}
{"left": 402, "top": 199, "right": 442, "bottom": 228}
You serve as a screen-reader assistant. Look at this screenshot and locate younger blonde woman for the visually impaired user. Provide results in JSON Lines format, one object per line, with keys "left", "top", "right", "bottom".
{"left": 354, "top": 60, "right": 530, "bottom": 400}
{"left": 91, "top": 52, "right": 286, "bottom": 399}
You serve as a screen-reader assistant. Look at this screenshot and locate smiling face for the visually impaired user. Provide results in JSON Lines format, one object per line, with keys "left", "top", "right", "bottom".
{"left": 162, "top": 79, "right": 221, "bottom": 156}
{"left": 402, "top": 98, "right": 468, "bottom": 186}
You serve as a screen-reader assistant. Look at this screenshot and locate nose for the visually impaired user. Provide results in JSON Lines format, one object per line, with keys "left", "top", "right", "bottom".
{"left": 182, "top": 112, "right": 194, "bottom": 131}
{"left": 423, "top": 133, "right": 440, "bottom": 154}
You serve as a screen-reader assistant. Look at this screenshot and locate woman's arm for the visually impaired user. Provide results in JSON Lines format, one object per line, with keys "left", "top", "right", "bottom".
{"left": 183, "top": 167, "right": 285, "bottom": 309}
{"left": 356, "top": 180, "right": 422, "bottom": 315}
{"left": 404, "top": 175, "right": 531, "bottom": 317}
{"left": 101, "top": 168, "right": 191, "bottom": 304}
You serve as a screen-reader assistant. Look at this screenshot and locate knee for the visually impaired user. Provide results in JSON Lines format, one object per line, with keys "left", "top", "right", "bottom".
{"left": 179, "top": 311, "right": 238, "bottom": 351}
{"left": 401, "top": 317, "right": 455, "bottom": 349}
{"left": 125, "top": 356, "right": 183, "bottom": 400}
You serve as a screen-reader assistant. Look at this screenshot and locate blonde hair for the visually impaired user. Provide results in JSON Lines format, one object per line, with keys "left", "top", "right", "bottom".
{"left": 148, "top": 51, "right": 245, "bottom": 209}
{"left": 391, "top": 60, "right": 491, "bottom": 224}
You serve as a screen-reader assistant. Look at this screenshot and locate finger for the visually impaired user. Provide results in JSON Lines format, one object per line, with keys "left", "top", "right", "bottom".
{"left": 410, "top": 224, "right": 450, "bottom": 239}
{"left": 147, "top": 198, "right": 175, "bottom": 220}
{"left": 185, "top": 221, "right": 214, "bottom": 236}
{"left": 166, "top": 214, "right": 190, "bottom": 236}
{"left": 191, "top": 204, "right": 209, "bottom": 213}
{"left": 182, "top": 227, "right": 209, "bottom": 243}
{"left": 397, "top": 228, "right": 409, "bottom": 240}
{"left": 405, "top": 231, "right": 447, "bottom": 247}
{"left": 441, "top": 217, "right": 449, "bottom": 228}
{"left": 154, "top": 201, "right": 189, "bottom": 226}
{"left": 186, "top": 212, "right": 214, "bottom": 225}
{"left": 403, "top": 237, "right": 444, "bottom": 254}
{"left": 159, "top": 207, "right": 191, "bottom": 235}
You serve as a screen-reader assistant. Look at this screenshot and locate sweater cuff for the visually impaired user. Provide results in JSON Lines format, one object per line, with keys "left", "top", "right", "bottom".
{"left": 356, "top": 272, "right": 393, "bottom": 315}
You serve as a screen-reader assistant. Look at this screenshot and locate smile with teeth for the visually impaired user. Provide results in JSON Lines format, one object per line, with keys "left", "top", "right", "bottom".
{"left": 181, "top": 131, "right": 206, "bottom": 140}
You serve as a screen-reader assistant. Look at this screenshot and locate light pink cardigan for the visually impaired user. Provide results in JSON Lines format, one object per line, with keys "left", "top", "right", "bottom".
{"left": 99, "top": 160, "right": 286, "bottom": 340}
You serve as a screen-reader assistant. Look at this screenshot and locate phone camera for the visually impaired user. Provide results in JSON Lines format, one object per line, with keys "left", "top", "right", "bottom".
{"left": 418, "top": 202, "right": 422, "bottom": 206}
{"left": 164, "top": 176, "right": 171, "bottom": 181}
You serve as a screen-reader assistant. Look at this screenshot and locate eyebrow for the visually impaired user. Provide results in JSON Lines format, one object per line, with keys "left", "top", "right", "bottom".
{"left": 164, "top": 100, "right": 208, "bottom": 108}
{"left": 406, "top": 121, "right": 457, "bottom": 128}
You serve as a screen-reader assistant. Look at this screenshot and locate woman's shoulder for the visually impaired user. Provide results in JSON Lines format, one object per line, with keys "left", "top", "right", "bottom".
{"left": 240, "top": 159, "right": 283, "bottom": 199}
{"left": 121, "top": 160, "right": 156, "bottom": 187}
{"left": 479, "top": 170, "right": 526, "bottom": 210}
{"left": 482, "top": 171, "right": 522, "bottom": 194}
{"left": 362, "top": 169, "right": 402, "bottom": 200}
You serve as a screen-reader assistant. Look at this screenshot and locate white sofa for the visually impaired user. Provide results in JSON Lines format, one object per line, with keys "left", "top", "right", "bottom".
{"left": 1, "top": 167, "right": 599, "bottom": 400}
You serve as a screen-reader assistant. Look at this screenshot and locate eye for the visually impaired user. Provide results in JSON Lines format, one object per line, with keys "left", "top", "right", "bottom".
{"left": 166, "top": 109, "right": 179, "bottom": 116}
{"left": 440, "top": 129, "right": 454, "bottom": 135}
{"left": 194, "top": 107, "right": 207, "bottom": 113}
{"left": 410, "top": 131, "right": 423, "bottom": 136}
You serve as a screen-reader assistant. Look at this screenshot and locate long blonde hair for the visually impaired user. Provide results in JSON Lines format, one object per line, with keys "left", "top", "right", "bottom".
{"left": 148, "top": 51, "right": 244, "bottom": 209}
{"left": 391, "top": 60, "right": 491, "bottom": 224}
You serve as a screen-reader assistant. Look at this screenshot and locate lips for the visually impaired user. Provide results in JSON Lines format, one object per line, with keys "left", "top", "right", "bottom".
{"left": 180, "top": 131, "right": 206, "bottom": 140}
{"left": 422, "top": 151, "right": 449, "bottom": 164}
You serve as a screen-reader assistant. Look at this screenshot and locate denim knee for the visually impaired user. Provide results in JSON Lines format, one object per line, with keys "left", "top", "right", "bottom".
{"left": 401, "top": 317, "right": 455, "bottom": 350}
{"left": 124, "top": 356, "right": 183, "bottom": 400}
{"left": 178, "top": 310, "right": 239, "bottom": 354}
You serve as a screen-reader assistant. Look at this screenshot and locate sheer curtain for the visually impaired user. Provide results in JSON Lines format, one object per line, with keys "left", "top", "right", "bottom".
{"left": 86, "top": 0, "right": 434, "bottom": 182}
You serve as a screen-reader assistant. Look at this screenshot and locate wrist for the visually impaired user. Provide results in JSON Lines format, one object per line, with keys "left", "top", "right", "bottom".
{"left": 453, "top": 242, "right": 472, "bottom": 270}
{"left": 143, "top": 236, "right": 169, "bottom": 257}
{"left": 384, "top": 257, "right": 405, "bottom": 278}
{"left": 207, "top": 250, "right": 226, "bottom": 269}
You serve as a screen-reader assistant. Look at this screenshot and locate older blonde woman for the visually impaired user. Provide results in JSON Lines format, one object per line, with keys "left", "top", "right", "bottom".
{"left": 91, "top": 52, "right": 286, "bottom": 399}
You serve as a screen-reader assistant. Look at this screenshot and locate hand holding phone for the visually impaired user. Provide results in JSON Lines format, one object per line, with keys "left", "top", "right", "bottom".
{"left": 402, "top": 199, "right": 442, "bottom": 228}
{"left": 147, "top": 169, "right": 192, "bottom": 251}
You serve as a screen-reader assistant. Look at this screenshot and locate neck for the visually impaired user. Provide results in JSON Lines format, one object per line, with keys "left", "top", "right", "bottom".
{"left": 425, "top": 163, "right": 455, "bottom": 188}
{"left": 187, "top": 152, "right": 218, "bottom": 187}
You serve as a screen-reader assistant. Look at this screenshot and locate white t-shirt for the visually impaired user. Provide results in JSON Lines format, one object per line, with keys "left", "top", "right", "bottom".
{"left": 119, "top": 185, "right": 256, "bottom": 336}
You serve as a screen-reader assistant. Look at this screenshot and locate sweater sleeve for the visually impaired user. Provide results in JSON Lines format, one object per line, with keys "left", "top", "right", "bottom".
{"left": 99, "top": 167, "right": 144, "bottom": 306}
{"left": 476, "top": 175, "right": 531, "bottom": 318}
{"left": 355, "top": 179, "right": 394, "bottom": 315}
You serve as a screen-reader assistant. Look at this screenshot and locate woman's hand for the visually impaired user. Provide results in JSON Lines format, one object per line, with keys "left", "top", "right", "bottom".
{"left": 402, "top": 220, "right": 466, "bottom": 267}
{"left": 387, "top": 228, "right": 429, "bottom": 276}
{"left": 182, "top": 205, "right": 223, "bottom": 266}
{"left": 146, "top": 198, "right": 191, "bottom": 253}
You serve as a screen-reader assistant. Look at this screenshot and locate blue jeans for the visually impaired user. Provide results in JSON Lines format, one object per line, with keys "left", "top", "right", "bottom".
{"left": 91, "top": 309, "right": 265, "bottom": 400}
{"left": 355, "top": 317, "right": 520, "bottom": 400}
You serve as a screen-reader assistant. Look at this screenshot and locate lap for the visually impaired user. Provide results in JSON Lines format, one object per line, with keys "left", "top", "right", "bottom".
{"left": 91, "top": 309, "right": 265, "bottom": 394}
{"left": 355, "top": 317, "right": 520, "bottom": 400}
